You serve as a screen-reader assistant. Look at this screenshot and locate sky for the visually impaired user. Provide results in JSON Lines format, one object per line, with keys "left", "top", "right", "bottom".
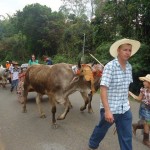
{"left": 0, "top": 0, "right": 63, "bottom": 18}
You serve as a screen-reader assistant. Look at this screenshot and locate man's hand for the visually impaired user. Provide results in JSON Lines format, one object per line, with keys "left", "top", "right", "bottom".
{"left": 104, "top": 110, "right": 114, "bottom": 123}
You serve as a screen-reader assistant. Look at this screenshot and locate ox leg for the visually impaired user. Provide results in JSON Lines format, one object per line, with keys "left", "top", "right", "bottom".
{"left": 1, "top": 78, "right": 6, "bottom": 88}
{"left": 80, "top": 91, "right": 89, "bottom": 112}
{"left": 80, "top": 91, "right": 94, "bottom": 113}
{"left": 2, "top": 83, "right": 5, "bottom": 88}
{"left": 48, "top": 95, "right": 57, "bottom": 128}
{"left": 68, "top": 100, "right": 73, "bottom": 109}
{"left": 22, "top": 90, "right": 28, "bottom": 113}
{"left": 87, "top": 91, "right": 94, "bottom": 113}
{"left": 36, "top": 93, "right": 46, "bottom": 118}
{"left": 57, "top": 97, "right": 70, "bottom": 120}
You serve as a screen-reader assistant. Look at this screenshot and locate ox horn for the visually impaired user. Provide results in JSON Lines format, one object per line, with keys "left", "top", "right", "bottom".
{"left": 91, "top": 61, "right": 96, "bottom": 67}
{"left": 78, "top": 59, "right": 81, "bottom": 69}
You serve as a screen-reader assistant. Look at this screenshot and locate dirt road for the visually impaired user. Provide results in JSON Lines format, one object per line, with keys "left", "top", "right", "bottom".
{"left": 0, "top": 85, "right": 149, "bottom": 150}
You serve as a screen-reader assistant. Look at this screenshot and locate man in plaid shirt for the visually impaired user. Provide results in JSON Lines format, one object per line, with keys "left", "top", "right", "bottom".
{"left": 88, "top": 38, "right": 141, "bottom": 150}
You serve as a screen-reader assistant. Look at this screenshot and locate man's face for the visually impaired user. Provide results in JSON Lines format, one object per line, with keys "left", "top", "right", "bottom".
{"left": 14, "top": 64, "right": 18, "bottom": 68}
{"left": 117, "top": 44, "right": 132, "bottom": 61}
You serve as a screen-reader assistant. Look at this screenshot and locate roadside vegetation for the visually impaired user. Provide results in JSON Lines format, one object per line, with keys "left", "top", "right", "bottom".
{"left": 0, "top": 0, "right": 150, "bottom": 92}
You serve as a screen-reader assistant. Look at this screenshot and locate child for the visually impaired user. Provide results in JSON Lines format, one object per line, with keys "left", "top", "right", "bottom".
{"left": 17, "top": 67, "right": 26, "bottom": 103}
{"left": 129, "top": 74, "right": 150, "bottom": 148}
{"left": 10, "top": 62, "right": 20, "bottom": 92}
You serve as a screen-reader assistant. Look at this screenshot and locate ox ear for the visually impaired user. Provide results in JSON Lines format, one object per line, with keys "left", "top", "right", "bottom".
{"left": 78, "top": 59, "right": 81, "bottom": 68}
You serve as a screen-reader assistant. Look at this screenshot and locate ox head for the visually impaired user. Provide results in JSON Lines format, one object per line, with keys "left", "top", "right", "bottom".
{"left": 77, "top": 60, "right": 104, "bottom": 94}
{"left": 77, "top": 60, "right": 103, "bottom": 80}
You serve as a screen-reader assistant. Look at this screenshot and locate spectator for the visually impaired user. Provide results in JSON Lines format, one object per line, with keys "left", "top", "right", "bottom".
{"left": 42, "top": 55, "right": 52, "bottom": 65}
{"left": 28, "top": 54, "right": 38, "bottom": 66}
{"left": 5, "top": 61, "right": 10, "bottom": 69}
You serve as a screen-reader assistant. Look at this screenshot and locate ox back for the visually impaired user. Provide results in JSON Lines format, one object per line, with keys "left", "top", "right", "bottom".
{"left": 24, "top": 64, "right": 76, "bottom": 96}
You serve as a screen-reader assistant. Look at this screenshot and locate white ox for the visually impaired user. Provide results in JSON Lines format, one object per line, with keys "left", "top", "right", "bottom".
{"left": 0, "top": 65, "right": 9, "bottom": 88}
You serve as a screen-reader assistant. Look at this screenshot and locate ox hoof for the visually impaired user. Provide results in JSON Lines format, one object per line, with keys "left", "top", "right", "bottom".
{"left": 22, "top": 109, "right": 27, "bottom": 113}
{"left": 80, "top": 106, "right": 86, "bottom": 111}
{"left": 40, "top": 114, "right": 46, "bottom": 118}
{"left": 88, "top": 108, "right": 94, "bottom": 113}
{"left": 57, "top": 115, "right": 65, "bottom": 120}
{"left": 52, "top": 123, "right": 59, "bottom": 129}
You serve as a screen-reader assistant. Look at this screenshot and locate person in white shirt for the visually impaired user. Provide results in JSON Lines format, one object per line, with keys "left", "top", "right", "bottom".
{"left": 10, "top": 61, "right": 20, "bottom": 92}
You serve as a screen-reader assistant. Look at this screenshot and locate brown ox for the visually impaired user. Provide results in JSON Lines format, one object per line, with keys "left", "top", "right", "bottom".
{"left": 22, "top": 63, "right": 103, "bottom": 127}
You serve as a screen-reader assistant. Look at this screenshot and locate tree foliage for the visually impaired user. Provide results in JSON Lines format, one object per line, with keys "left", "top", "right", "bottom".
{"left": 0, "top": 1, "right": 150, "bottom": 92}
{"left": 14, "top": 3, "right": 65, "bottom": 56}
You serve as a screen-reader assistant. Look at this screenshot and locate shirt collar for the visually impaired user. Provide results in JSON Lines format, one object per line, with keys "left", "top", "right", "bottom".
{"left": 114, "top": 58, "right": 130, "bottom": 68}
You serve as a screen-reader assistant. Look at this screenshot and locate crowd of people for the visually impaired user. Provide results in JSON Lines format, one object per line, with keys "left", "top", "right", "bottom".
{"left": 4, "top": 54, "right": 53, "bottom": 103}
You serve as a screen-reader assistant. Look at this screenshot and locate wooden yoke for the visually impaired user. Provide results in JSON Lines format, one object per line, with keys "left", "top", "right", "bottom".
{"left": 71, "top": 62, "right": 103, "bottom": 95}
{"left": 80, "top": 64, "right": 96, "bottom": 95}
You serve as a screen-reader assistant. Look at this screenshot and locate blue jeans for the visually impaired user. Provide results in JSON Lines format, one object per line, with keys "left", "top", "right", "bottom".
{"left": 11, "top": 79, "right": 19, "bottom": 90}
{"left": 89, "top": 108, "right": 132, "bottom": 150}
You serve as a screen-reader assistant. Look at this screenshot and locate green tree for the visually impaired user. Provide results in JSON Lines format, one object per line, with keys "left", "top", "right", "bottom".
{"left": 61, "top": 0, "right": 90, "bottom": 17}
{"left": 92, "top": 0, "right": 150, "bottom": 92}
{"left": 61, "top": 15, "right": 93, "bottom": 61}
{"left": 15, "top": 3, "right": 65, "bottom": 56}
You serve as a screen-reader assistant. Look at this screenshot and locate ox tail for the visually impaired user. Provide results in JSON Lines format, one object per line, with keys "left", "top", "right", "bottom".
{"left": 24, "top": 67, "right": 31, "bottom": 85}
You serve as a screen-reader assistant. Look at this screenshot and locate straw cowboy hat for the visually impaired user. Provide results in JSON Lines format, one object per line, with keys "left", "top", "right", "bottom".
{"left": 12, "top": 61, "right": 19, "bottom": 65}
{"left": 109, "top": 38, "right": 141, "bottom": 57}
{"left": 139, "top": 74, "right": 150, "bottom": 83}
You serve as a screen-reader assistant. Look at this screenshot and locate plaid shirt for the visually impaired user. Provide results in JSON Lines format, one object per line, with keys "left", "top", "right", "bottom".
{"left": 140, "top": 87, "right": 150, "bottom": 106}
{"left": 100, "top": 58, "right": 133, "bottom": 114}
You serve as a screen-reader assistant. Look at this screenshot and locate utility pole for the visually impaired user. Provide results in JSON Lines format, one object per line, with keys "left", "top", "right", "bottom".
{"left": 81, "top": 33, "right": 86, "bottom": 63}
{"left": 82, "top": 33, "right": 85, "bottom": 56}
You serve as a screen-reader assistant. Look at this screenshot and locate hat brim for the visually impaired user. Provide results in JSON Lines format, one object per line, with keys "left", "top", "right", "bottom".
{"left": 139, "top": 77, "right": 150, "bottom": 83}
{"left": 109, "top": 39, "right": 141, "bottom": 58}
{"left": 12, "top": 62, "right": 19, "bottom": 65}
